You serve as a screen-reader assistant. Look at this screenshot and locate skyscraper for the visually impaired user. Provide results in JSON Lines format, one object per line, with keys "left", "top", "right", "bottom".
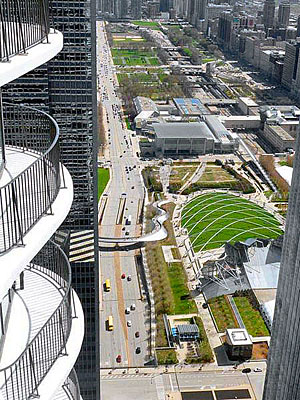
{"left": 263, "top": 0, "right": 275, "bottom": 29}
{"left": 47, "top": 2, "right": 100, "bottom": 399}
{"left": 281, "top": 40, "right": 300, "bottom": 90}
{"left": 263, "top": 131, "right": 300, "bottom": 399}
{"left": 131, "top": 0, "right": 142, "bottom": 18}
{"left": 278, "top": 1, "right": 290, "bottom": 27}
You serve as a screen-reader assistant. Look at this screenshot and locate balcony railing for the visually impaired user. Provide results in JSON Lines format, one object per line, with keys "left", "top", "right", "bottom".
{"left": 0, "top": 103, "right": 62, "bottom": 254}
{"left": 63, "top": 369, "right": 80, "bottom": 400}
{"left": 0, "top": 240, "right": 76, "bottom": 400}
{"left": 0, "top": 0, "right": 50, "bottom": 62}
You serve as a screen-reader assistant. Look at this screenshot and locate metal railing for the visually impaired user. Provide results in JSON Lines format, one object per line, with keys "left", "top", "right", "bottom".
{"left": 63, "top": 369, "right": 81, "bottom": 400}
{"left": 0, "top": 240, "right": 75, "bottom": 400}
{"left": 0, "top": 103, "right": 62, "bottom": 254}
{"left": 0, "top": 0, "right": 50, "bottom": 62}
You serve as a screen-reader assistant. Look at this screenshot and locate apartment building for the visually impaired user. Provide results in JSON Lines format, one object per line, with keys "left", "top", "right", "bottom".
{"left": 0, "top": 2, "right": 84, "bottom": 400}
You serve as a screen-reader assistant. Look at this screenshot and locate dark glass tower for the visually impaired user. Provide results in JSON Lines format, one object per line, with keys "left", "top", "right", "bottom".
{"left": 48, "top": 1, "right": 100, "bottom": 400}
{"left": 263, "top": 132, "right": 300, "bottom": 400}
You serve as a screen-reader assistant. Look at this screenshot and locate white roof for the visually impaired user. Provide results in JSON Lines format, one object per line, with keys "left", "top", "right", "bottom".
{"left": 276, "top": 165, "right": 293, "bottom": 186}
{"left": 226, "top": 328, "right": 252, "bottom": 345}
{"left": 261, "top": 300, "right": 275, "bottom": 326}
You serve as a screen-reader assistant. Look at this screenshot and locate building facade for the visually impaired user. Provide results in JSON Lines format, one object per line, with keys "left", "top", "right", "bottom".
{"left": 47, "top": 2, "right": 100, "bottom": 399}
{"left": 0, "top": 2, "right": 84, "bottom": 400}
{"left": 263, "top": 130, "right": 300, "bottom": 399}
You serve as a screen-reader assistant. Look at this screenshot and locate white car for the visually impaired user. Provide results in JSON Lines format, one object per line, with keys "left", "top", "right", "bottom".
{"left": 125, "top": 307, "right": 130, "bottom": 314}
{"left": 253, "top": 367, "right": 262, "bottom": 372}
{"left": 130, "top": 304, "right": 136, "bottom": 311}
{"left": 127, "top": 320, "right": 132, "bottom": 327}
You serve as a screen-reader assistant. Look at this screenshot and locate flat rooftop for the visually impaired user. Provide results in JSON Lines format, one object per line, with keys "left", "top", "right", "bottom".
{"left": 226, "top": 328, "right": 252, "bottom": 346}
{"left": 173, "top": 98, "right": 210, "bottom": 115}
{"left": 153, "top": 122, "right": 215, "bottom": 140}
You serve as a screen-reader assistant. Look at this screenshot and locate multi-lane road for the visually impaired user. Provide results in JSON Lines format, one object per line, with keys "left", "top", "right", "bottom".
{"left": 97, "top": 21, "right": 149, "bottom": 370}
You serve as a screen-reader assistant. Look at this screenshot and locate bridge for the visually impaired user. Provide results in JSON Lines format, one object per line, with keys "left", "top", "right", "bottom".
{"left": 98, "top": 200, "right": 169, "bottom": 244}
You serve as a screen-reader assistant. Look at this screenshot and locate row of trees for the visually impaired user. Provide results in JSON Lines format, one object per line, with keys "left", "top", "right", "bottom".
{"left": 259, "top": 154, "right": 289, "bottom": 198}
{"left": 118, "top": 73, "right": 185, "bottom": 118}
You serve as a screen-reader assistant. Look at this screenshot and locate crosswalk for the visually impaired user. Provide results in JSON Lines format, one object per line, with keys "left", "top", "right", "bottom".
{"left": 101, "top": 373, "right": 159, "bottom": 380}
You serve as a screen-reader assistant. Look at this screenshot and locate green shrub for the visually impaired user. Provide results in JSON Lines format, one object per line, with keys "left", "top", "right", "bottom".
{"left": 156, "top": 349, "right": 178, "bottom": 365}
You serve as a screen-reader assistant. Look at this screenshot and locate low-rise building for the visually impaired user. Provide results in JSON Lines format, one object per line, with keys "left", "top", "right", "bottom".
{"left": 262, "top": 124, "right": 295, "bottom": 152}
{"left": 225, "top": 329, "right": 253, "bottom": 360}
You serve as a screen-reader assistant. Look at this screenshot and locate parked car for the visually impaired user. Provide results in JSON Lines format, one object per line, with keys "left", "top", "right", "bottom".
{"left": 127, "top": 320, "right": 132, "bottom": 327}
{"left": 242, "top": 368, "right": 251, "bottom": 373}
{"left": 116, "top": 355, "right": 122, "bottom": 363}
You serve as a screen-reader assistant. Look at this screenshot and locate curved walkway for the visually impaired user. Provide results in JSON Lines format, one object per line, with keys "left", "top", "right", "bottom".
{"left": 98, "top": 200, "right": 169, "bottom": 244}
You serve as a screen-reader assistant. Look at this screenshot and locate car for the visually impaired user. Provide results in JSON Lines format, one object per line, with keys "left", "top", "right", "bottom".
{"left": 242, "top": 368, "right": 251, "bottom": 374}
{"left": 121, "top": 273, "right": 126, "bottom": 279}
{"left": 136, "top": 347, "right": 141, "bottom": 354}
{"left": 125, "top": 231, "right": 129, "bottom": 236}
{"left": 130, "top": 304, "right": 136, "bottom": 311}
{"left": 120, "top": 155, "right": 122, "bottom": 158}
{"left": 127, "top": 275, "right": 132, "bottom": 281}
{"left": 127, "top": 320, "right": 132, "bottom": 327}
{"left": 116, "top": 355, "right": 122, "bottom": 363}
{"left": 125, "top": 307, "right": 130, "bottom": 314}
{"left": 131, "top": 186, "right": 134, "bottom": 189}
{"left": 202, "top": 303, "right": 208, "bottom": 309}
{"left": 254, "top": 368, "right": 262, "bottom": 372}
{"left": 122, "top": 227, "right": 126, "bottom": 231}
{"left": 135, "top": 331, "right": 140, "bottom": 338}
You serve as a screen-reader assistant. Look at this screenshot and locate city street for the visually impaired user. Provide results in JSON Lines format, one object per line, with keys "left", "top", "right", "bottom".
{"left": 97, "top": 21, "right": 148, "bottom": 369}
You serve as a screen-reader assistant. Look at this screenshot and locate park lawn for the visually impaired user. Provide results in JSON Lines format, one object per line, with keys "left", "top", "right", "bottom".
{"left": 98, "top": 168, "right": 110, "bottom": 201}
{"left": 132, "top": 20, "right": 161, "bottom": 29}
{"left": 169, "top": 166, "right": 198, "bottom": 184}
{"left": 168, "top": 263, "right": 198, "bottom": 315}
{"left": 111, "top": 48, "right": 155, "bottom": 58}
{"left": 156, "top": 349, "right": 178, "bottom": 365}
{"left": 208, "top": 296, "right": 238, "bottom": 332}
{"left": 113, "top": 57, "right": 124, "bottom": 65}
{"left": 148, "top": 57, "right": 161, "bottom": 66}
{"left": 181, "top": 193, "right": 283, "bottom": 251}
{"left": 198, "top": 166, "right": 237, "bottom": 183}
{"left": 234, "top": 297, "right": 270, "bottom": 337}
{"left": 202, "top": 58, "right": 215, "bottom": 63}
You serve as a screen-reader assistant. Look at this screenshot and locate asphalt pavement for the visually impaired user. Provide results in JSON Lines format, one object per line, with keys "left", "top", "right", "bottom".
{"left": 97, "top": 21, "right": 148, "bottom": 369}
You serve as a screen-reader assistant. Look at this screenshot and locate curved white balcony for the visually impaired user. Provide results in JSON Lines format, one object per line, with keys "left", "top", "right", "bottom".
{"left": 0, "top": 241, "right": 84, "bottom": 400}
{"left": 0, "top": 0, "right": 63, "bottom": 86}
{"left": 0, "top": 103, "right": 73, "bottom": 301}
{"left": 53, "top": 369, "right": 82, "bottom": 400}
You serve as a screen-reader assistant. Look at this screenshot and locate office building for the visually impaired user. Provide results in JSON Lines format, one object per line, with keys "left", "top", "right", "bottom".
{"left": 263, "top": 131, "right": 300, "bottom": 400}
{"left": 263, "top": 0, "right": 275, "bottom": 29}
{"left": 225, "top": 329, "right": 253, "bottom": 360}
{"left": 131, "top": 0, "right": 142, "bottom": 18}
{"left": 47, "top": 2, "right": 100, "bottom": 399}
{"left": 0, "top": 1, "right": 84, "bottom": 400}
{"left": 278, "top": 1, "right": 290, "bottom": 27}
{"left": 281, "top": 40, "right": 300, "bottom": 90}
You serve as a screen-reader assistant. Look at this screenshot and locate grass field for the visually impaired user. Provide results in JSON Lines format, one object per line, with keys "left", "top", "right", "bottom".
{"left": 198, "top": 166, "right": 236, "bottom": 183}
{"left": 112, "top": 48, "right": 160, "bottom": 66}
{"left": 132, "top": 20, "right": 161, "bottom": 29}
{"left": 168, "top": 263, "right": 198, "bottom": 314}
{"left": 98, "top": 168, "right": 110, "bottom": 201}
{"left": 234, "top": 297, "right": 269, "bottom": 337}
{"left": 181, "top": 192, "right": 283, "bottom": 251}
{"left": 208, "top": 295, "right": 238, "bottom": 332}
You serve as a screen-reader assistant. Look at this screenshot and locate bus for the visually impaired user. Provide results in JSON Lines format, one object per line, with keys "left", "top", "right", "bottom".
{"left": 108, "top": 316, "right": 113, "bottom": 331}
{"left": 105, "top": 279, "right": 111, "bottom": 292}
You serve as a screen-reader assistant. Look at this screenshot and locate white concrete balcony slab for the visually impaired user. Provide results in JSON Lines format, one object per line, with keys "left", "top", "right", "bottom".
{"left": 0, "top": 28, "right": 63, "bottom": 86}
{"left": 0, "top": 103, "right": 73, "bottom": 301}
{"left": 0, "top": 242, "right": 84, "bottom": 400}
